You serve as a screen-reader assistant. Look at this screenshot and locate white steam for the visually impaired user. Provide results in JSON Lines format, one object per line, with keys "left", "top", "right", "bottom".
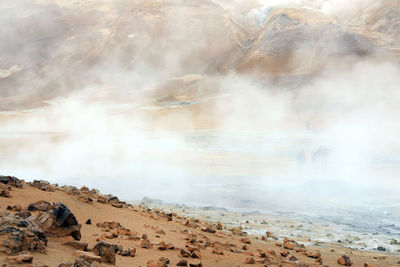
{"left": 0, "top": 0, "right": 399, "bottom": 214}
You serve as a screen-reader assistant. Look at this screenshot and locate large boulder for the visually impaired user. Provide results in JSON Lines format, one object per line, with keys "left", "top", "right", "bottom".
{"left": 30, "top": 202, "right": 81, "bottom": 240}
{"left": 0, "top": 212, "right": 47, "bottom": 255}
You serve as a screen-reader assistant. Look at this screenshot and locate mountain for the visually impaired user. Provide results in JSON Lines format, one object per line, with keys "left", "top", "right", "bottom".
{"left": 0, "top": 0, "right": 399, "bottom": 109}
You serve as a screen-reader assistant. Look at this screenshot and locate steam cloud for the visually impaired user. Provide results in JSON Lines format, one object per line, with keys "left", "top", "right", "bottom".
{"left": 0, "top": 0, "right": 399, "bottom": 213}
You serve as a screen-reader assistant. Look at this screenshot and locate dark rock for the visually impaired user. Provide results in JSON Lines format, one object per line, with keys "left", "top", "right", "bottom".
{"left": 289, "top": 255, "right": 298, "bottom": 261}
{"left": 0, "top": 212, "right": 47, "bottom": 254}
{"left": 166, "top": 213, "right": 173, "bottom": 221}
{"left": 189, "top": 261, "right": 202, "bottom": 267}
{"left": 377, "top": 246, "right": 386, "bottom": 251}
{"left": 107, "top": 196, "right": 119, "bottom": 203}
{"left": 30, "top": 202, "right": 81, "bottom": 240}
{"left": 7, "top": 204, "right": 21, "bottom": 212}
{"left": 85, "top": 219, "right": 92, "bottom": 225}
{"left": 177, "top": 259, "right": 188, "bottom": 266}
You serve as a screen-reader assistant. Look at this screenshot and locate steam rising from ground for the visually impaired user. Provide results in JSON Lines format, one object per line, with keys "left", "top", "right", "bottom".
{"left": 1, "top": 0, "right": 400, "bottom": 214}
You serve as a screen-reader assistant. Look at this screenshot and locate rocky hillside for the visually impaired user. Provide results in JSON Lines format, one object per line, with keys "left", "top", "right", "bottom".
{"left": 1, "top": 175, "right": 399, "bottom": 266}
{"left": 1, "top": 0, "right": 400, "bottom": 109}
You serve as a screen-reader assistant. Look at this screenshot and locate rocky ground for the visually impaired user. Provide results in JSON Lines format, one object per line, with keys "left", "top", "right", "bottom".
{"left": 0, "top": 176, "right": 399, "bottom": 266}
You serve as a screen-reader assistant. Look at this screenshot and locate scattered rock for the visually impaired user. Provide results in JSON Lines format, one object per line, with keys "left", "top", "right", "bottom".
{"left": 63, "top": 241, "right": 88, "bottom": 251}
{"left": 63, "top": 186, "right": 79, "bottom": 195}
{"left": 0, "top": 175, "right": 23, "bottom": 188}
{"left": 189, "top": 261, "right": 202, "bottom": 267}
{"left": 73, "top": 250, "right": 102, "bottom": 263}
{"left": 177, "top": 259, "right": 188, "bottom": 266}
{"left": 140, "top": 239, "right": 153, "bottom": 249}
{"left": 79, "top": 196, "right": 94, "bottom": 204}
{"left": 58, "top": 262, "right": 74, "bottom": 267}
{"left": 107, "top": 196, "right": 119, "bottom": 203}
{"left": 121, "top": 247, "right": 136, "bottom": 257}
{"left": 231, "top": 226, "right": 246, "bottom": 235}
{"left": 117, "top": 227, "right": 132, "bottom": 235}
{"left": 155, "top": 228, "right": 166, "bottom": 235}
{"left": 73, "top": 257, "right": 95, "bottom": 267}
{"left": 96, "top": 221, "right": 121, "bottom": 229}
{"left": 281, "top": 250, "right": 289, "bottom": 257}
{"left": 7, "top": 204, "right": 22, "bottom": 211}
{"left": 32, "top": 180, "right": 55, "bottom": 192}
{"left": 283, "top": 241, "right": 294, "bottom": 249}
{"left": 289, "top": 255, "right": 298, "bottom": 261}
{"left": 338, "top": 255, "right": 353, "bottom": 266}
{"left": 307, "top": 251, "right": 321, "bottom": 258}
{"left": 0, "top": 183, "right": 11, "bottom": 198}
{"left": 241, "top": 237, "right": 251, "bottom": 244}
{"left": 91, "top": 241, "right": 117, "bottom": 265}
{"left": 158, "top": 241, "right": 174, "bottom": 250}
{"left": 181, "top": 249, "right": 190, "bottom": 257}
{"left": 28, "top": 200, "right": 52, "bottom": 211}
{"left": 201, "top": 225, "right": 216, "bottom": 233}
{"left": 159, "top": 257, "right": 170, "bottom": 265}
{"left": 147, "top": 260, "right": 163, "bottom": 267}
{"left": 15, "top": 210, "right": 31, "bottom": 219}
{"left": 97, "top": 196, "right": 108, "bottom": 203}
{"left": 212, "top": 247, "right": 224, "bottom": 255}
{"left": 85, "top": 219, "right": 92, "bottom": 225}
{"left": 80, "top": 186, "right": 90, "bottom": 193}
{"left": 190, "top": 250, "right": 201, "bottom": 258}
{"left": 245, "top": 257, "right": 255, "bottom": 264}
{"left": 112, "top": 202, "right": 123, "bottom": 208}
{"left": 7, "top": 253, "right": 33, "bottom": 264}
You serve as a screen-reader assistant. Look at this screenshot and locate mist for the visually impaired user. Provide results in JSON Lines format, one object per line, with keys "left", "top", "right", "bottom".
{"left": 1, "top": 0, "right": 400, "bottom": 216}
